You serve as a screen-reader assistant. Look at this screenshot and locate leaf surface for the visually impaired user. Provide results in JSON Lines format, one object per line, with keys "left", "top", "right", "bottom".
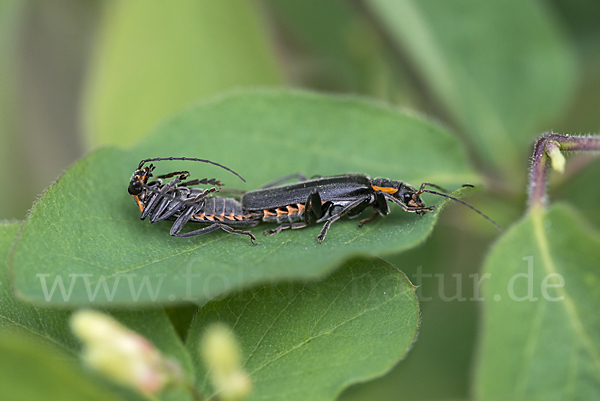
{"left": 0, "top": 332, "right": 132, "bottom": 401}
{"left": 555, "top": 157, "right": 600, "bottom": 228}
{"left": 1, "top": 222, "right": 193, "bottom": 400}
{"left": 187, "top": 257, "right": 419, "bottom": 401}
{"left": 0, "top": 222, "right": 78, "bottom": 353}
{"left": 474, "top": 204, "right": 600, "bottom": 400}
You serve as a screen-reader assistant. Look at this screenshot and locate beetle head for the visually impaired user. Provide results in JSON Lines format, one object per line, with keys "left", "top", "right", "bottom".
{"left": 128, "top": 164, "right": 154, "bottom": 196}
{"left": 370, "top": 178, "right": 427, "bottom": 214}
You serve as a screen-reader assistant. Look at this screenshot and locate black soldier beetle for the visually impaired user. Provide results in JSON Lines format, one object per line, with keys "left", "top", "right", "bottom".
{"left": 241, "top": 174, "right": 500, "bottom": 243}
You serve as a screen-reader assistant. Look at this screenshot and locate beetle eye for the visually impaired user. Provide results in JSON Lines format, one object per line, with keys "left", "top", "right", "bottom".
{"left": 402, "top": 192, "right": 413, "bottom": 203}
{"left": 128, "top": 180, "right": 143, "bottom": 195}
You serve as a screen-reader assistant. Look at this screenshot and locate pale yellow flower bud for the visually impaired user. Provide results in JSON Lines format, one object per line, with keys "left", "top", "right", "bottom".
{"left": 201, "top": 324, "right": 252, "bottom": 401}
{"left": 545, "top": 141, "right": 565, "bottom": 173}
{"left": 70, "top": 310, "right": 185, "bottom": 396}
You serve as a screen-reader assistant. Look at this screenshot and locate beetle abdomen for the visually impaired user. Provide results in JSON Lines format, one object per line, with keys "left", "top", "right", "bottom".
{"left": 261, "top": 203, "right": 306, "bottom": 223}
{"left": 191, "top": 197, "right": 259, "bottom": 227}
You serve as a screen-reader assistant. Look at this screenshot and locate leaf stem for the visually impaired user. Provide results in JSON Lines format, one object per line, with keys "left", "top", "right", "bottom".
{"left": 528, "top": 133, "right": 600, "bottom": 210}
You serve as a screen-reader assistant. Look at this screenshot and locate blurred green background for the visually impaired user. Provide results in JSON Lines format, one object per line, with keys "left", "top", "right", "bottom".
{"left": 1, "top": 1, "right": 599, "bottom": 400}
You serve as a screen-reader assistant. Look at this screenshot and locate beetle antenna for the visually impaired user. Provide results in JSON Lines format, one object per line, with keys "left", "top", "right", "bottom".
{"left": 138, "top": 157, "right": 245, "bottom": 183}
{"left": 421, "top": 189, "right": 501, "bottom": 230}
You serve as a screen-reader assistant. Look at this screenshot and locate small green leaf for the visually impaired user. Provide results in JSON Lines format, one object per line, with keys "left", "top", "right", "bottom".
{"left": 554, "top": 158, "right": 600, "bottom": 228}
{"left": 83, "top": 0, "right": 281, "bottom": 149}
{"left": 12, "top": 90, "right": 478, "bottom": 305}
{"left": 0, "top": 331, "right": 133, "bottom": 401}
{"left": 187, "top": 257, "right": 419, "bottom": 401}
{"left": 366, "top": 0, "right": 576, "bottom": 180}
{"left": 474, "top": 204, "right": 600, "bottom": 400}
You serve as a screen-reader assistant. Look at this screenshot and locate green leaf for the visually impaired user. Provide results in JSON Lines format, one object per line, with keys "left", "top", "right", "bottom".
{"left": 554, "top": 158, "right": 600, "bottom": 228}
{"left": 0, "top": 222, "right": 78, "bottom": 354}
{"left": 0, "top": 331, "right": 131, "bottom": 401}
{"left": 366, "top": 0, "right": 576, "bottom": 180}
{"left": 265, "top": 0, "right": 397, "bottom": 98}
{"left": 474, "top": 203, "right": 600, "bottom": 400}
{"left": 339, "top": 221, "right": 494, "bottom": 401}
{"left": 1, "top": 222, "right": 193, "bottom": 400}
{"left": 12, "top": 90, "right": 478, "bottom": 305}
{"left": 83, "top": 0, "right": 282, "bottom": 149}
{"left": 186, "top": 257, "right": 419, "bottom": 401}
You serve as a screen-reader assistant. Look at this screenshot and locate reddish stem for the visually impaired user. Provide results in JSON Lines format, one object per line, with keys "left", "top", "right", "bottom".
{"left": 528, "top": 133, "right": 600, "bottom": 209}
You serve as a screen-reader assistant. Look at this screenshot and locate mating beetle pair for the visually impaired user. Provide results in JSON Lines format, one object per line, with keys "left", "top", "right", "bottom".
{"left": 128, "top": 157, "right": 499, "bottom": 244}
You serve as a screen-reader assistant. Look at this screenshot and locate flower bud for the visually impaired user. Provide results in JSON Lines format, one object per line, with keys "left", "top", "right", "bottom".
{"left": 545, "top": 140, "right": 565, "bottom": 173}
{"left": 70, "top": 310, "right": 185, "bottom": 396}
{"left": 201, "top": 324, "right": 252, "bottom": 400}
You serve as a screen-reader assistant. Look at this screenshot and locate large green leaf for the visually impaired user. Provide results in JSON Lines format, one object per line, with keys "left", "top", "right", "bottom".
{"left": 83, "top": 0, "right": 281, "bottom": 149}
{"left": 1, "top": 221, "right": 193, "bottom": 400}
{"left": 474, "top": 204, "right": 600, "bottom": 400}
{"left": 12, "top": 90, "right": 478, "bottom": 305}
{"left": 187, "top": 257, "right": 419, "bottom": 401}
{"left": 0, "top": 222, "right": 78, "bottom": 353}
{"left": 339, "top": 220, "right": 495, "bottom": 401}
{"left": 366, "top": 0, "right": 576, "bottom": 180}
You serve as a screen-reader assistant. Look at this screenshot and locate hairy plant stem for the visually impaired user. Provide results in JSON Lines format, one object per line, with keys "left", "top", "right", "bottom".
{"left": 528, "top": 133, "right": 600, "bottom": 210}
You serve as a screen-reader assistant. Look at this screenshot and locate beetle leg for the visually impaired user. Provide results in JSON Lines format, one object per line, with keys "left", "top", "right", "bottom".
{"left": 264, "top": 223, "right": 290, "bottom": 235}
{"left": 358, "top": 213, "right": 379, "bottom": 227}
{"left": 304, "top": 190, "right": 322, "bottom": 225}
{"left": 182, "top": 187, "right": 219, "bottom": 203}
{"left": 141, "top": 178, "right": 180, "bottom": 220}
{"left": 264, "top": 222, "right": 308, "bottom": 236}
{"left": 416, "top": 182, "right": 448, "bottom": 195}
{"left": 347, "top": 197, "right": 371, "bottom": 218}
{"left": 383, "top": 192, "right": 435, "bottom": 213}
{"left": 216, "top": 224, "right": 257, "bottom": 245}
{"left": 173, "top": 223, "right": 257, "bottom": 245}
{"left": 148, "top": 197, "right": 172, "bottom": 223}
{"left": 354, "top": 192, "right": 388, "bottom": 227}
{"left": 139, "top": 192, "right": 159, "bottom": 220}
{"left": 169, "top": 204, "right": 200, "bottom": 236}
{"left": 373, "top": 191, "right": 390, "bottom": 215}
{"left": 317, "top": 219, "right": 336, "bottom": 243}
{"left": 150, "top": 200, "right": 184, "bottom": 223}
{"left": 316, "top": 197, "right": 370, "bottom": 243}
